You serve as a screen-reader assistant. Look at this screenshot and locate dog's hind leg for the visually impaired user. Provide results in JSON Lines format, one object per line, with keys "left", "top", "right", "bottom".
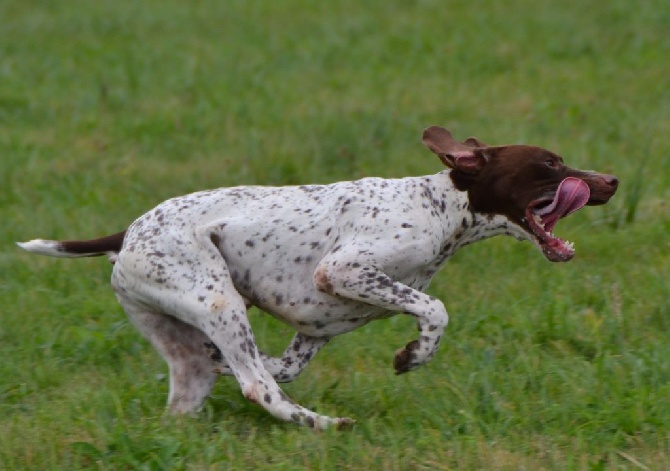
{"left": 115, "top": 296, "right": 219, "bottom": 414}
{"left": 199, "top": 289, "right": 349, "bottom": 429}
{"left": 113, "top": 232, "right": 352, "bottom": 429}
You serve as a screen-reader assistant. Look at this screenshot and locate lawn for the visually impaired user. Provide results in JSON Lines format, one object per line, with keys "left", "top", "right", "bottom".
{"left": 1, "top": 0, "right": 669, "bottom": 469}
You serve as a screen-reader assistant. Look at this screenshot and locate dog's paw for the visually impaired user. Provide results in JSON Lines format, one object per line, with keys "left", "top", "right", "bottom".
{"left": 335, "top": 417, "right": 356, "bottom": 431}
{"left": 393, "top": 339, "right": 421, "bottom": 374}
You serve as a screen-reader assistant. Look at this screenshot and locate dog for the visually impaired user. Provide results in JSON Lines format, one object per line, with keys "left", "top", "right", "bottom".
{"left": 17, "top": 126, "right": 618, "bottom": 429}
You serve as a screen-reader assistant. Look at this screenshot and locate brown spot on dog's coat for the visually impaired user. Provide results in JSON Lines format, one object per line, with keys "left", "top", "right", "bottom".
{"left": 314, "top": 267, "right": 334, "bottom": 294}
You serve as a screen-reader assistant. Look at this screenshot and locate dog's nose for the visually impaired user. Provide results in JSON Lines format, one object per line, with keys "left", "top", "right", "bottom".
{"left": 602, "top": 174, "right": 618, "bottom": 189}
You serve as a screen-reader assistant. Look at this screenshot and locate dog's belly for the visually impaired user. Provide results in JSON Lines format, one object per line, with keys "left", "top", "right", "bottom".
{"left": 245, "top": 283, "right": 397, "bottom": 337}
{"left": 260, "top": 294, "right": 393, "bottom": 337}
{"left": 226, "top": 258, "right": 431, "bottom": 337}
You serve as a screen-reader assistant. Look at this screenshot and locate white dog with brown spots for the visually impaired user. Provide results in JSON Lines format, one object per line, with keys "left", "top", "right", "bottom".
{"left": 18, "top": 126, "right": 618, "bottom": 429}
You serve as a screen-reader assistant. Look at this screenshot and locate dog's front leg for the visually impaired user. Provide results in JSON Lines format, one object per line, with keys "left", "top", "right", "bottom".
{"left": 268, "top": 333, "right": 331, "bottom": 382}
{"left": 314, "top": 261, "right": 448, "bottom": 374}
{"left": 206, "top": 332, "right": 329, "bottom": 382}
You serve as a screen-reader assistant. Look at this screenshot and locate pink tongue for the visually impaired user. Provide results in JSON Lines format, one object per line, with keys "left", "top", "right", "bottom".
{"left": 538, "top": 177, "right": 590, "bottom": 232}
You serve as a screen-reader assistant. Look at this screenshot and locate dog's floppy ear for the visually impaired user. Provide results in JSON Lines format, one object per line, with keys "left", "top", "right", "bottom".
{"left": 422, "top": 126, "right": 489, "bottom": 175}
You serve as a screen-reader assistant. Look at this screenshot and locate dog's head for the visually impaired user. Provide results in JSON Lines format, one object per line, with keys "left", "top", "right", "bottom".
{"left": 423, "top": 126, "right": 618, "bottom": 262}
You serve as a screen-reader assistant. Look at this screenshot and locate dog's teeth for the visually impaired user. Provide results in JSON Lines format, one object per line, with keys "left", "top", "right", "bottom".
{"left": 532, "top": 213, "right": 545, "bottom": 229}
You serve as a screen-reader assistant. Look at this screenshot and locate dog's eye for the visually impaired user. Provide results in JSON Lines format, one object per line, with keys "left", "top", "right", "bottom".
{"left": 545, "top": 159, "right": 557, "bottom": 168}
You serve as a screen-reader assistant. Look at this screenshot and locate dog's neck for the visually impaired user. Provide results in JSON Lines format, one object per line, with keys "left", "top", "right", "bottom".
{"left": 426, "top": 171, "right": 529, "bottom": 256}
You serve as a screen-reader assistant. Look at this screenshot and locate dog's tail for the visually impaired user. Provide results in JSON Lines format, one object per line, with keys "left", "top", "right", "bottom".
{"left": 16, "top": 230, "right": 126, "bottom": 263}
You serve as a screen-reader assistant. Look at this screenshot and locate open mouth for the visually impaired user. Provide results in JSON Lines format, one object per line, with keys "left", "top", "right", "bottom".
{"left": 525, "top": 177, "right": 591, "bottom": 262}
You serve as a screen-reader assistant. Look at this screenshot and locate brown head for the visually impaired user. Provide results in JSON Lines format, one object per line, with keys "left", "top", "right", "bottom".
{"left": 422, "top": 126, "right": 618, "bottom": 262}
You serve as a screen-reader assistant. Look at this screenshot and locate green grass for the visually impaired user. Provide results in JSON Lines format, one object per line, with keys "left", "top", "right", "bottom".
{"left": 1, "top": 0, "right": 669, "bottom": 469}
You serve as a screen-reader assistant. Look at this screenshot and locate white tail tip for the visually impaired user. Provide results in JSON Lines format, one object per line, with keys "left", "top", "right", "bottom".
{"left": 16, "top": 239, "right": 68, "bottom": 257}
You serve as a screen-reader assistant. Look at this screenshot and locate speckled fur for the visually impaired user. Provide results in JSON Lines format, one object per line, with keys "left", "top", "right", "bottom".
{"left": 108, "top": 172, "right": 521, "bottom": 428}
{"left": 18, "top": 127, "right": 618, "bottom": 429}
